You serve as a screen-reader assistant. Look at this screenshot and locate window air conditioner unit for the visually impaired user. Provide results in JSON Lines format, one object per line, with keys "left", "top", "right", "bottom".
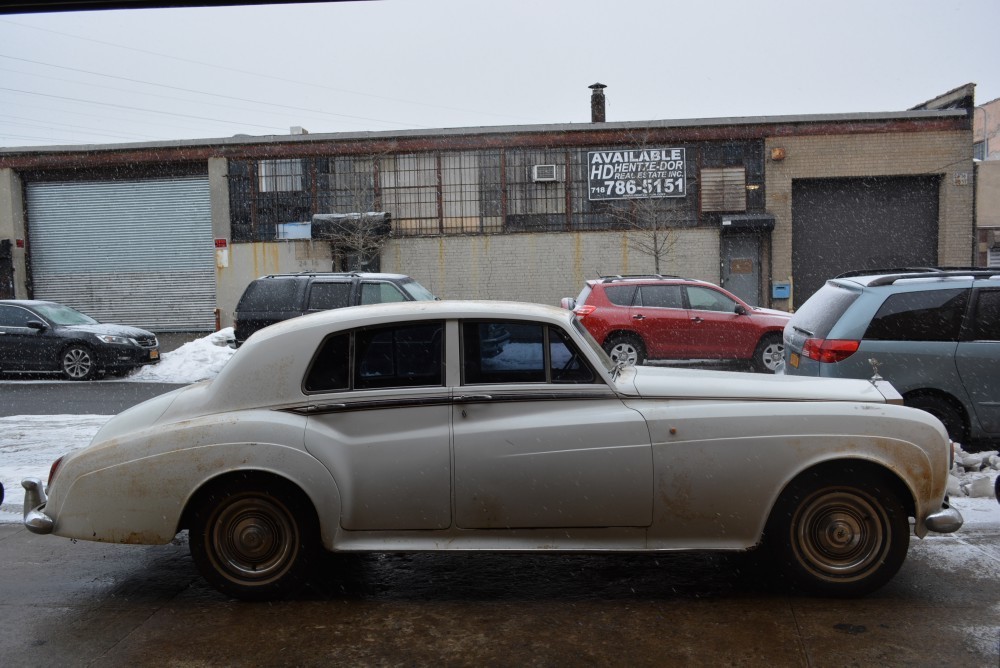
{"left": 532, "top": 164, "right": 559, "bottom": 182}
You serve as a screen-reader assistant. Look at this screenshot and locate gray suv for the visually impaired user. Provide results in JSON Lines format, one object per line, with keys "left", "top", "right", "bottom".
{"left": 234, "top": 272, "right": 436, "bottom": 347}
{"left": 782, "top": 268, "right": 1000, "bottom": 446}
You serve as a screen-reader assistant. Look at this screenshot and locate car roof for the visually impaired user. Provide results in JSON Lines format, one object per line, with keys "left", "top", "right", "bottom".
{"left": 832, "top": 267, "right": 1000, "bottom": 289}
{"left": 255, "top": 272, "right": 412, "bottom": 281}
{"left": 0, "top": 299, "right": 57, "bottom": 306}
{"left": 587, "top": 274, "right": 710, "bottom": 286}
{"left": 242, "top": 300, "right": 576, "bottom": 347}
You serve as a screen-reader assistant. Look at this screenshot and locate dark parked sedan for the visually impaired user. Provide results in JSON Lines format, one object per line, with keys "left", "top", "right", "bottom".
{"left": 0, "top": 300, "right": 159, "bottom": 380}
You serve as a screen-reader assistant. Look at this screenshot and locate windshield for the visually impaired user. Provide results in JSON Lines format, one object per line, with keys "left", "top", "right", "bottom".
{"left": 32, "top": 303, "right": 98, "bottom": 326}
{"left": 400, "top": 279, "right": 437, "bottom": 302}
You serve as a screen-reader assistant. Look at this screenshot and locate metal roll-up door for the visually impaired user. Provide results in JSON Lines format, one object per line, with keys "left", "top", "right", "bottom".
{"left": 26, "top": 176, "right": 215, "bottom": 331}
{"left": 791, "top": 176, "right": 939, "bottom": 306}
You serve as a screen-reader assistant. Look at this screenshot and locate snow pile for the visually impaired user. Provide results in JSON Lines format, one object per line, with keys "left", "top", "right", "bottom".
{"left": 128, "top": 327, "right": 236, "bottom": 383}
{"left": 948, "top": 445, "right": 1000, "bottom": 499}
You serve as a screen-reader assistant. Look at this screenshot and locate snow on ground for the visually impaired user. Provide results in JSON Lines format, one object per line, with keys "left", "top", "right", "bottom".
{"left": 1, "top": 328, "right": 998, "bottom": 532}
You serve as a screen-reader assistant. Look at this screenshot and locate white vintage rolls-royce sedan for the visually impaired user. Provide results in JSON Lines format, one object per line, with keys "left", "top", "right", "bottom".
{"left": 23, "top": 301, "right": 963, "bottom": 600}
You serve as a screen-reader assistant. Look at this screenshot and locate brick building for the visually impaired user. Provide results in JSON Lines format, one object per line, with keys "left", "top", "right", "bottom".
{"left": 0, "top": 84, "right": 978, "bottom": 331}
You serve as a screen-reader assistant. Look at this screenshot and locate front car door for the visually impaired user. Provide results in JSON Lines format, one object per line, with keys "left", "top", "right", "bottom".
{"left": 682, "top": 285, "right": 757, "bottom": 358}
{"left": 452, "top": 319, "right": 653, "bottom": 529}
{"left": 0, "top": 304, "right": 53, "bottom": 371}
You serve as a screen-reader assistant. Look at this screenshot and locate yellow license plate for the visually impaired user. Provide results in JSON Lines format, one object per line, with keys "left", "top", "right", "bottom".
{"left": 150, "top": 350, "right": 160, "bottom": 360}
{"left": 789, "top": 352, "right": 799, "bottom": 368}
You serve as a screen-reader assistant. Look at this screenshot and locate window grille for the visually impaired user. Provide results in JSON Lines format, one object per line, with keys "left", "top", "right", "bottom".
{"left": 258, "top": 159, "right": 303, "bottom": 192}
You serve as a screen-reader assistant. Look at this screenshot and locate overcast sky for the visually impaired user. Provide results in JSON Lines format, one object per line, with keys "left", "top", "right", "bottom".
{"left": 1, "top": 0, "right": 998, "bottom": 148}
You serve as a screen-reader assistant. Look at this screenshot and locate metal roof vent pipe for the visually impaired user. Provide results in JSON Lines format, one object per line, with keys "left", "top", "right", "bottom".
{"left": 590, "top": 83, "right": 607, "bottom": 123}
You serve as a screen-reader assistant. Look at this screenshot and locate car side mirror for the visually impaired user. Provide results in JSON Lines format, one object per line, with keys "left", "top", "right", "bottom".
{"left": 734, "top": 304, "right": 748, "bottom": 316}
{"left": 26, "top": 320, "right": 48, "bottom": 331}
{"left": 560, "top": 297, "right": 577, "bottom": 310}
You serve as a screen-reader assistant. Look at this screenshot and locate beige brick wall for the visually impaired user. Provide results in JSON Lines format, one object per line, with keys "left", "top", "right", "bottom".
{"left": 381, "top": 228, "right": 722, "bottom": 305}
{"left": 765, "top": 130, "right": 974, "bottom": 298}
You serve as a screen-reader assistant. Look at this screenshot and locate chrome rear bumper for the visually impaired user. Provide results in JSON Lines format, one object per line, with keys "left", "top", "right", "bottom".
{"left": 21, "top": 478, "right": 54, "bottom": 535}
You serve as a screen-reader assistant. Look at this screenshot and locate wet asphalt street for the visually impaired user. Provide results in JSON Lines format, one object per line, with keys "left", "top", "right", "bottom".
{"left": 1, "top": 521, "right": 998, "bottom": 667}
{"left": 2, "top": 375, "right": 998, "bottom": 666}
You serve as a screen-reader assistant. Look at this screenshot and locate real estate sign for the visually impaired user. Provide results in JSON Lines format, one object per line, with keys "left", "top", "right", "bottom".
{"left": 587, "top": 148, "right": 686, "bottom": 201}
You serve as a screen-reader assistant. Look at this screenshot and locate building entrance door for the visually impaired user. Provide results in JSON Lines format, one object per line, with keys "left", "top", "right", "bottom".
{"left": 720, "top": 233, "right": 761, "bottom": 306}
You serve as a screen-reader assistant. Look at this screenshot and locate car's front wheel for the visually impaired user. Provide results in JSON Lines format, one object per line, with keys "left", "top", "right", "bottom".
{"left": 752, "top": 333, "right": 784, "bottom": 373}
{"left": 189, "top": 476, "right": 318, "bottom": 601}
{"left": 60, "top": 344, "right": 96, "bottom": 380}
{"left": 767, "top": 472, "right": 909, "bottom": 597}
{"left": 604, "top": 334, "right": 647, "bottom": 366}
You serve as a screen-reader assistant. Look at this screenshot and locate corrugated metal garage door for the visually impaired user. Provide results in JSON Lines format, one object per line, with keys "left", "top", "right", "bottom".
{"left": 26, "top": 177, "right": 215, "bottom": 331}
{"left": 791, "top": 176, "right": 939, "bottom": 306}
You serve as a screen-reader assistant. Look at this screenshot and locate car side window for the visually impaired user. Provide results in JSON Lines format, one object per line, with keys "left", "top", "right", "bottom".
{"left": 462, "top": 321, "right": 594, "bottom": 384}
{"left": 686, "top": 286, "right": 737, "bottom": 312}
{"left": 360, "top": 281, "right": 407, "bottom": 305}
{"left": 604, "top": 285, "right": 636, "bottom": 306}
{"left": 968, "top": 290, "right": 1000, "bottom": 341}
{"left": 304, "top": 332, "right": 351, "bottom": 392}
{"left": 637, "top": 285, "right": 683, "bottom": 308}
{"left": 355, "top": 322, "right": 443, "bottom": 389}
{"left": 307, "top": 282, "right": 352, "bottom": 310}
{"left": 304, "top": 321, "right": 443, "bottom": 392}
{"left": 0, "top": 305, "right": 34, "bottom": 327}
{"left": 549, "top": 326, "right": 595, "bottom": 383}
{"left": 864, "top": 289, "right": 968, "bottom": 342}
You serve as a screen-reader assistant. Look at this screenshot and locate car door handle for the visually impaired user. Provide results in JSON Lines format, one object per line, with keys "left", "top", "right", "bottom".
{"left": 456, "top": 394, "right": 492, "bottom": 402}
{"left": 691, "top": 316, "right": 703, "bottom": 323}
{"left": 632, "top": 314, "right": 645, "bottom": 320}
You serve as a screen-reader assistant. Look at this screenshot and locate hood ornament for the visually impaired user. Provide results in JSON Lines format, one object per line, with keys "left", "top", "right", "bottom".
{"left": 868, "top": 358, "right": 883, "bottom": 385}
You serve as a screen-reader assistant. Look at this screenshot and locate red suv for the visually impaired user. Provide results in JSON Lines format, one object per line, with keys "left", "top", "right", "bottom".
{"left": 562, "top": 275, "right": 790, "bottom": 372}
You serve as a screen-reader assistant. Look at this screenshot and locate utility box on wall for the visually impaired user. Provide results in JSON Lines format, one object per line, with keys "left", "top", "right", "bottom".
{"left": 772, "top": 282, "right": 791, "bottom": 299}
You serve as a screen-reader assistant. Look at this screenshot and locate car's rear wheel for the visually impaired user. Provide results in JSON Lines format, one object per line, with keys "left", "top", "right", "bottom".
{"left": 189, "top": 476, "right": 318, "bottom": 601}
{"left": 766, "top": 472, "right": 909, "bottom": 597}
{"left": 752, "top": 333, "right": 784, "bottom": 373}
{"left": 60, "top": 344, "right": 96, "bottom": 380}
{"left": 604, "top": 334, "right": 647, "bottom": 366}
{"left": 904, "top": 394, "right": 968, "bottom": 445}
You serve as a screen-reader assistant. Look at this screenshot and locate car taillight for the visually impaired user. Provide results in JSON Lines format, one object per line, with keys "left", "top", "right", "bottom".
{"left": 49, "top": 456, "right": 65, "bottom": 484}
{"left": 801, "top": 338, "right": 860, "bottom": 363}
{"left": 574, "top": 304, "right": 597, "bottom": 317}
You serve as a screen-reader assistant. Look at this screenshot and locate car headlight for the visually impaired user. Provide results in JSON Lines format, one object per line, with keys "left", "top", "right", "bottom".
{"left": 95, "top": 334, "right": 135, "bottom": 345}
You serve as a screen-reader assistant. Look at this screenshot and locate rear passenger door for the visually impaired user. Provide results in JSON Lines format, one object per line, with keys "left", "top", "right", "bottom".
{"left": 302, "top": 320, "right": 452, "bottom": 530}
{"left": 631, "top": 284, "right": 691, "bottom": 358}
{"left": 305, "top": 280, "right": 353, "bottom": 313}
{"left": 955, "top": 287, "right": 1000, "bottom": 435}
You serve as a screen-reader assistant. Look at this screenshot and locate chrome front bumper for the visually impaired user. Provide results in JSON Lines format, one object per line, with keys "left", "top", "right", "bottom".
{"left": 924, "top": 501, "right": 963, "bottom": 534}
{"left": 21, "top": 477, "right": 54, "bottom": 535}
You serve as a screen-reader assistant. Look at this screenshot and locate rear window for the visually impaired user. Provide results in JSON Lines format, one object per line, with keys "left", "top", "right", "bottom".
{"left": 864, "top": 288, "right": 969, "bottom": 342}
{"left": 604, "top": 285, "right": 636, "bottom": 306}
{"left": 788, "top": 282, "right": 861, "bottom": 338}
{"left": 237, "top": 279, "right": 300, "bottom": 312}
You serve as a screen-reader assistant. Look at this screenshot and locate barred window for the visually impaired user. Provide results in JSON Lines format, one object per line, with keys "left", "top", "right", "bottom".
{"left": 258, "top": 159, "right": 304, "bottom": 192}
{"left": 701, "top": 167, "right": 746, "bottom": 212}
